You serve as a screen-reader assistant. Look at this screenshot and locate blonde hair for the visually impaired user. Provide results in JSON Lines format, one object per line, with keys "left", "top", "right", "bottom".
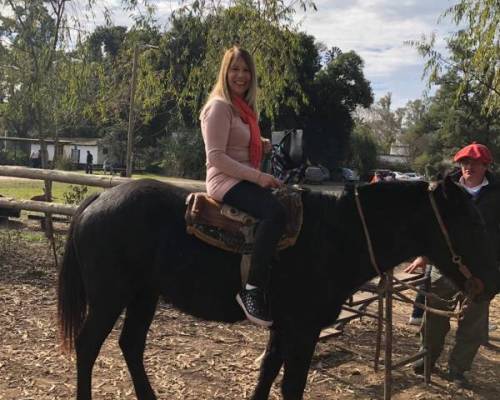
{"left": 201, "top": 46, "right": 258, "bottom": 117}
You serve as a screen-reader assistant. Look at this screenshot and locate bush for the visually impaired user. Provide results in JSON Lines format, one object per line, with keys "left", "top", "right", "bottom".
{"left": 54, "top": 156, "right": 75, "bottom": 171}
{"left": 348, "top": 128, "right": 378, "bottom": 177}
{"left": 0, "top": 149, "right": 29, "bottom": 165}
{"left": 160, "top": 130, "right": 206, "bottom": 179}
{"left": 63, "top": 185, "right": 89, "bottom": 205}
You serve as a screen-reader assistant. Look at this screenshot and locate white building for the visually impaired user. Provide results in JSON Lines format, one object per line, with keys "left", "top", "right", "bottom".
{"left": 29, "top": 137, "right": 102, "bottom": 165}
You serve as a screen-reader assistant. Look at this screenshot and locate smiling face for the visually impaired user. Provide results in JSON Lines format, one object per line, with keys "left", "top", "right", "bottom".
{"left": 227, "top": 56, "right": 252, "bottom": 98}
{"left": 459, "top": 157, "right": 488, "bottom": 187}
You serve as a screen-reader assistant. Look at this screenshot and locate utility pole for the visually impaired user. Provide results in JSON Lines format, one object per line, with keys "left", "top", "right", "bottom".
{"left": 125, "top": 44, "right": 158, "bottom": 177}
{"left": 126, "top": 44, "right": 139, "bottom": 177}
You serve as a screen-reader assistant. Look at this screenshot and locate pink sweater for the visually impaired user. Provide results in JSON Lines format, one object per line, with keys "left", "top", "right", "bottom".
{"left": 201, "top": 98, "right": 263, "bottom": 201}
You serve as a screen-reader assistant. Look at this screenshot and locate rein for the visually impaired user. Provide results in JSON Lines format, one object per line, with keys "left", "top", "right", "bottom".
{"left": 354, "top": 185, "right": 475, "bottom": 319}
{"left": 354, "top": 188, "right": 383, "bottom": 277}
{"left": 427, "top": 189, "right": 473, "bottom": 279}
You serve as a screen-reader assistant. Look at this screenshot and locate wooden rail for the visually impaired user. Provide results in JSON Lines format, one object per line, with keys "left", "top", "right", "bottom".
{"left": 0, "top": 166, "right": 207, "bottom": 216}
{"left": 0, "top": 166, "right": 132, "bottom": 188}
{"left": 0, "top": 196, "right": 77, "bottom": 216}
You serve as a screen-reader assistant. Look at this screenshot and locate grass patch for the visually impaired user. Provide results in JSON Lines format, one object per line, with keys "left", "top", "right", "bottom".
{"left": 0, "top": 179, "right": 102, "bottom": 201}
{"left": 11, "top": 231, "right": 47, "bottom": 243}
{"left": 0, "top": 172, "right": 189, "bottom": 203}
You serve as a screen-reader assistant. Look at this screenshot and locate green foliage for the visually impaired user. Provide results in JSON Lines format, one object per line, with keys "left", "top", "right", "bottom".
{"left": 408, "top": 0, "right": 499, "bottom": 116}
{"left": 62, "top": 185, "right": 89, "bottom": 206}
{"left": 0, "top": 0, "right": 69, "bottom": 143}
{"left": 165, "top": 2, "right": 318, "bottom": 127}
{"left": 305, "top": 50, "right": 373, "bottom": 169}
{"left": 54, "top": 156, "right": 75, "bottom": 171}
{"left": 348, "top": 124, "right": 378, "bottom": 176}
{"left": 1, "top": 0, "right": 376, "bottom": 176}
{"left": 159, "top": 130, "right": 206, "bottom": 179}
{"left": 408, "top": 70, "right": 499, "bottom": 168}
{"left": 99, "top": 125, "right": 128, "bottom": 167}
{"left": 358, "top": 93, "right": 403, "bottom": 152}
{"left": 0, "top": 148, "right": 29, "bottom": 165}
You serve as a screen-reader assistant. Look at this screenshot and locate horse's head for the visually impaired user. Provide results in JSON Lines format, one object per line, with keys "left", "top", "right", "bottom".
{"left": 424, "top": 175, "right": 499, "bottom": 301}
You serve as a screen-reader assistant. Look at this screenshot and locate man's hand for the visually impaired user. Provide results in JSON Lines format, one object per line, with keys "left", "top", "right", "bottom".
{"left": 404, "top": 256, "right": 429, "bottom": 274}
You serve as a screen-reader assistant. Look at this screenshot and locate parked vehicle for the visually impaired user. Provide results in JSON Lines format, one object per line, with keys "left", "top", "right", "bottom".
{"left": 332, "top": 167, "right": 360, "bottom": 183}
{"left": 393, "top": 171, "right": 409, "bottom": 181}
{"left": 304, "top": 165, "right": 329, "bottom": 184}
{"left": 341, "top": 167, "right": 359, "bottom": 182}
{"left": 405, "top": 172, "right": 425, "bottom": 181}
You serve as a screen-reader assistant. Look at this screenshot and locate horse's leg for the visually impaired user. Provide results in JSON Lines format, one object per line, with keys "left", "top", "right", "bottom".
{"left": 280, "top": 327, "right": 320, "bottom": 400}
{"left": 119, "top": 290, "right": 159, "bottom": 400}
{"left": 76, "top": 304, "right": 125, "bottom": 400}
{"left": 251, "top": 329, "right": 284, "bottom": 400}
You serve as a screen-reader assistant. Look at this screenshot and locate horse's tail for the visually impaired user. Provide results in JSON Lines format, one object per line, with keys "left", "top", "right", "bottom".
{"left": 57, "top": 193, "right": 100, "bottom": 352}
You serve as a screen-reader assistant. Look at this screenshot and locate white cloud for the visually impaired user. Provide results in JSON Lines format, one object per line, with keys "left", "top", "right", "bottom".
{"left": 297, "top": 0, "right": 455, "bottom": 107}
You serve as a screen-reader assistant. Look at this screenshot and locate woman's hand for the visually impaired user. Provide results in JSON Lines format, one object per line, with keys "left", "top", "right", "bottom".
{"left": 404, "top": 256, "right": 429, "bottom": 274}
{"left": 258, "top": 173, "right": 283, "bottom": 188}
{"left": 261, "top": 138, "right": 272, "bottom": 154}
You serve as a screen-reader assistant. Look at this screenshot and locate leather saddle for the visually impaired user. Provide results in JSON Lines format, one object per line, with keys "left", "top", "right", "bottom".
{"left": 185, "top": 186, "right": 303, "bottom": 254}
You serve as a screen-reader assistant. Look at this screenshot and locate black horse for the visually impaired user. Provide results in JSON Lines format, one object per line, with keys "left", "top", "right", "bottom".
{"left": 58, "top": 176, "right": 499, "bottom": 400}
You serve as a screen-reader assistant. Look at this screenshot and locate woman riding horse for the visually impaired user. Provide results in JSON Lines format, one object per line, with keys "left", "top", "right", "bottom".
{"left": 200, "top": 46, "right": 284, "bottom": 327}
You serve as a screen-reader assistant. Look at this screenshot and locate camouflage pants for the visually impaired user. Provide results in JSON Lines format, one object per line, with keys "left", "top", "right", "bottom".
{"left": 420, "top": 267, "right": 489, "bottom": 373}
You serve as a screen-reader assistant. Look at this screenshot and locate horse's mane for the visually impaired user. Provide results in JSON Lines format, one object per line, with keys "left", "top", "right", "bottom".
{"left": 302, "top": 189, "right": 338, "bottom": 225}
{"left": 300, "top": 182, "right": 429, "bottom": 223}
{"left": 356, "top": 180, "right": 430, "bottom": 213}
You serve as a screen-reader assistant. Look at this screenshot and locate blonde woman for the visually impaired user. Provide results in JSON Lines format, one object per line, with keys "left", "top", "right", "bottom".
{"left": 200, "top": 46, "right": 284, "bottom": 327}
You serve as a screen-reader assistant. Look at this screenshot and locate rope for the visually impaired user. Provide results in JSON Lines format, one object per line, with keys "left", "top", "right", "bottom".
{"left": 392, "top": 290, "right": 465, "bottom": 320}
{"left": 428, "top": 190, "right": 473, "bottom": 279}
{"left": 354, "top": 187, "right": 383, "bottom": 278}
{"left": 391, "top": 274, "right": 461, "bottom": 307}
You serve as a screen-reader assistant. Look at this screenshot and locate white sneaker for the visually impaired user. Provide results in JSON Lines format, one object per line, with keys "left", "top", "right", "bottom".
{"left": 408, "top": 316, "right": 423, "bottom": 326}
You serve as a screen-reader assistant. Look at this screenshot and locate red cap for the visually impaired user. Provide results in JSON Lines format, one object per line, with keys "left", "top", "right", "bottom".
{"left": 453, "top": 142, "right": 493, "bottom": 164}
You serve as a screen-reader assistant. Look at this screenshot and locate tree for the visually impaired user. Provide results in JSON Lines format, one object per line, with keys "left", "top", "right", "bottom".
{"left": 400, "top": 70, "right": 500, "bottom": 173}
{"left": 304, "top": 50, "right": 373, "bottom": 170}
{"left": 147, "top": 1, "right": 322, "bottom": 176}
{"left": 348, "top": 122, "right": 378, "bottom": 176}
{"left": 163, "top": 1, "right": 318, "bottom": 129}
{"left": 410, "top": 0, "right": 499, "bottom": 116}
{"left": 264, "top": 32, "right": 321, "bottom": 131}
{"left": 0, "top": 0, "right": 75, "bottom": 202}
{"left": 350, "top": 92, "right": 399, "bottom": 158}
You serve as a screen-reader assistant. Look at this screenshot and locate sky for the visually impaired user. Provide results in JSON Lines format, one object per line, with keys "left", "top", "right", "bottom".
{"left": 3, "top": 0, "right": 458, "bottom": 109}
{"left": 296, "top": 0, "right": 457, "bottom": 108}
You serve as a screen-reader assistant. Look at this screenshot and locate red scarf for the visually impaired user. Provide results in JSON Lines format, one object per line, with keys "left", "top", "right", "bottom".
{"left": 232, "top": 96, "right": 262, "bottom": 169}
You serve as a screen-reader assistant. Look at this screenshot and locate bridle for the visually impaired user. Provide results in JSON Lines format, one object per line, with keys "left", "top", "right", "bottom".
{"left": 354, "top": 184, "right": 484, "bottom": 298}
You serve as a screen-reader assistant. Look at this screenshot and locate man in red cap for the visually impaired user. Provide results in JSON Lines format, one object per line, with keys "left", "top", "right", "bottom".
{"left": 407, "top": 142, "right": 499, "bottom": 388}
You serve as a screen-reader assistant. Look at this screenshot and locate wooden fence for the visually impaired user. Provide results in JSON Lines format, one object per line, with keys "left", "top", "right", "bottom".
{"left": 0, "top": 166, "right": 205, "bottom": 215}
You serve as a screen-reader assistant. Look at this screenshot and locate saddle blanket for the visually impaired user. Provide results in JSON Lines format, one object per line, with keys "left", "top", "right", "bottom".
{"left": 185, "top": 186, "right": 303, "bottom": 254}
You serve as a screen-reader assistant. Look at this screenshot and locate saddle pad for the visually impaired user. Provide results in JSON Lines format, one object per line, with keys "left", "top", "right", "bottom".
{"left": 185, "top": 187, "right": 303, "bottom": 254}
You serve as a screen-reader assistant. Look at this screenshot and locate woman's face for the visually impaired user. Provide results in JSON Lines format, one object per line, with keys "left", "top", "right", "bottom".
{"left": 227, "top": 56, "right": 251, "bottom": 98}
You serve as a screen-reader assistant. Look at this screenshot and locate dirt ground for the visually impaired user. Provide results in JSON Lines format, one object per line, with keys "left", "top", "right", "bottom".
{"left": 0, "top": 219, "right": 499, "bottom": 400}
